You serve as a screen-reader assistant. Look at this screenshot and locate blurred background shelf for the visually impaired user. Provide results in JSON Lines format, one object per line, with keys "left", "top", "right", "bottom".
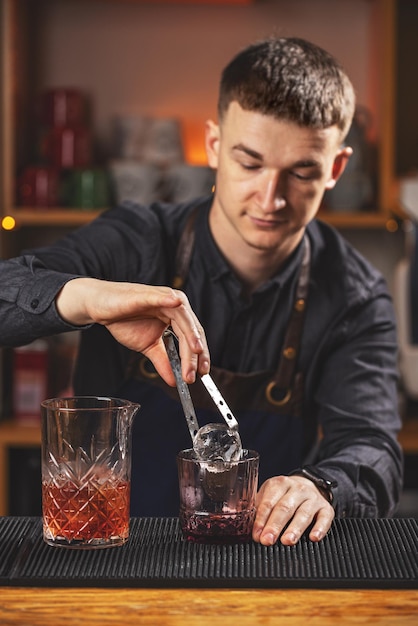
{"left": 0, "top": 0, "right": 406, "bottom": 228}
{"left": 1, "top": 0, "right": 417, "bottom": 517}
{"left": 4, "top": 208, "right": 105, "bottom": 227}
{"left": 0, "top": 420, "right": 41, "bottom": 516}
{"left": 0, "top": 416, "right": 416, "bottom": 516}
{"left": 3, "top": 208, "right": 398, "bottom": 229}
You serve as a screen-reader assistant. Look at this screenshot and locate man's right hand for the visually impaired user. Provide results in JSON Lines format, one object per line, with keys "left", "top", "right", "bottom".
{"left": 56, "top": 277, "right": 210, "bottom": 386}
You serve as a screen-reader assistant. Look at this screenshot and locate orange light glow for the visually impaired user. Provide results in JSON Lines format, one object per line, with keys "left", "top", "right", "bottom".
{"left": 182, "top": 121, "right": 208, "bottom": 166}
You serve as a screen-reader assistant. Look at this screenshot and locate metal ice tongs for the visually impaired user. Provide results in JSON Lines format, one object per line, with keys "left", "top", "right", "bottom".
{"left": 162, "top": 329, "right": 239, "bottom": 442}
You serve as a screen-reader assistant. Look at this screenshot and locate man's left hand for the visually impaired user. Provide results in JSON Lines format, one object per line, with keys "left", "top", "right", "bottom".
{"left": 252, "top": 475, "right": 335, "bottom": 546}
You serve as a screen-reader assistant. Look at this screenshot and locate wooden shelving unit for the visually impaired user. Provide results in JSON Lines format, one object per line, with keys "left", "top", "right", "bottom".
{"left": 0, "top": 420, "right": 41, "bottom": 516}
{"left": 3, "top": 207, "right": 398, "bottom": 230}
{"left": 0, "top": 0, "right": 414, "bottom": 515}
{"left": 4, "top": 208, "right": 105, "bottom": 227}
{"left": 0, "top": 0, "right": 404, "bottom": 233}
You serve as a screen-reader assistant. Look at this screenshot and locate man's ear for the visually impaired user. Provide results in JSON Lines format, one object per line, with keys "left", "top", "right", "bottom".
{"left": 205, "top": 119, "right": 220, "bottom": 169}
{"left": 325, "top": 146, "right": 353, "bottom": 190}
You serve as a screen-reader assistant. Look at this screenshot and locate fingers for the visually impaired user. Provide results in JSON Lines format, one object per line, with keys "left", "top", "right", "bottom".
{"left": 106, "top": 283, "right": 210, "bottom": 385}
{"left": 252, "top": 475, "right": 335, "bottom": 546}
{"left": 159, "top": 291, "right": 210, "bottom": 383}
{"left": 172, "top": 324, "right": 210, "bottom": 384}
{"left": 144, "top": 329, "right": 209, "bottom": 388}
{"left": 280, "top": 503, "right": 334, "bottom": 546}
{"left": 142, "top": 338, "right": 177, "bottom": 387}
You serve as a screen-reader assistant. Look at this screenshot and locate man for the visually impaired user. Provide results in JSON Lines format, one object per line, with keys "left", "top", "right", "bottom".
{"left": 0, "top": 37, "right": 402, "bottom": 546}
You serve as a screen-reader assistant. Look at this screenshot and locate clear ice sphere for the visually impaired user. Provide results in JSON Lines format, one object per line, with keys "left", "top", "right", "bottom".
{"left": 193, "top": 423, "right": 242, "bottom": 462}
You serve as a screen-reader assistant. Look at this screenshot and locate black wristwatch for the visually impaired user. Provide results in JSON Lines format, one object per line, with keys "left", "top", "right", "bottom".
{"left": 289, "top": 465, "right": 337, "bottom": 505}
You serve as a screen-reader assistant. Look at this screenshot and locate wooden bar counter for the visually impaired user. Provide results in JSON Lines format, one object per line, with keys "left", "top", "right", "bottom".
{"left": 0, "top": 587, "right": 417, "bottom": 625}
{"left": 1, "top": 517, "right": 416, "bottom": 625}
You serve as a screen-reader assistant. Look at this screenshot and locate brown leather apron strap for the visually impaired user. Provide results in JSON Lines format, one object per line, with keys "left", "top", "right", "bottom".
{"left": 124, "top": 206, "right": 200, "bottom": 380}
{"left": 172, "top": 209, "right": 198, "bottom": 289}
{"left": 265, "top": 236, "right": 310, "bottom": 406}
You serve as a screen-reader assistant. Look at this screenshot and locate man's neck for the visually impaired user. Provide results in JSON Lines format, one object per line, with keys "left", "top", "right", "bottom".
{"left": 222, "top": 246, "right": 287, "bottom": 294}
{"left": 209, "top": 213, "right": 304, "bottom": 294}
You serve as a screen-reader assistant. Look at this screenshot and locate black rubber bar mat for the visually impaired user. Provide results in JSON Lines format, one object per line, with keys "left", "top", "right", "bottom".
{"left": 0, "top": 517, "right": 416, "bottom": 589}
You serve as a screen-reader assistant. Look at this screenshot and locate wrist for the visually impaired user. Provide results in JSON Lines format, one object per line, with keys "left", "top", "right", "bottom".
{"left": 56, "top": 277, "right": 95, "bottom": 326}
{"left": 289, "top": 465, "right": 337, "bottom": 506}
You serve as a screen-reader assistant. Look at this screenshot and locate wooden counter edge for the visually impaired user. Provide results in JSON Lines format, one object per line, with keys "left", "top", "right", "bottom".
{"left": 0, "top": 587, "right": 417, "bottom": 626}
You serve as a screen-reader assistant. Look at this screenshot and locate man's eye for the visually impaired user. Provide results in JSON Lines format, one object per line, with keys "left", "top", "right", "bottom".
{"left": 291, "top": 171, "right": 315, "bottom": 181}
{"left": 240, "top": 162, "right": 260, "bottom": 171}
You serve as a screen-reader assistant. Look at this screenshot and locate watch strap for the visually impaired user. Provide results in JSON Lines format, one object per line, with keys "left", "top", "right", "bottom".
{"left": 288, "top": 465, "right": 337, "bottom": 505}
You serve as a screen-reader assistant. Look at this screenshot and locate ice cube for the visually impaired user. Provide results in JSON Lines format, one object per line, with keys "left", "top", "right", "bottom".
{"left": 193, "top": 423, "right": 242, "bottom": 462}
{"left": 183, "top": 485, "right": 204, "bottom": 509}
{"left": 202, "top": 459, "right": 239, "bottom": 501}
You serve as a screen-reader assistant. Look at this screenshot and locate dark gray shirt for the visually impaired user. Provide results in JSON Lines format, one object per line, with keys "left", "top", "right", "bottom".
{"left": 0, "top": 197, "right": 403, "bottom": 517}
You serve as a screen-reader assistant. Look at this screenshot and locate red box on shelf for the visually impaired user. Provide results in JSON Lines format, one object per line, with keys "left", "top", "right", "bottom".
{"left": 12, "top": 340, "right": 49, "bottom": 424}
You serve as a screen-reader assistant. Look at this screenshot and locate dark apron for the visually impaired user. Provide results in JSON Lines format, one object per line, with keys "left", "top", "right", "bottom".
{"left": 117, "top": 208, "right": 311, "bottom": 517}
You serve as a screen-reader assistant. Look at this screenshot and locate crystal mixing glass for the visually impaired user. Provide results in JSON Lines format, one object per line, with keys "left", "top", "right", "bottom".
{"left": 41, "top": 396, "right": 140, "bottom": 549}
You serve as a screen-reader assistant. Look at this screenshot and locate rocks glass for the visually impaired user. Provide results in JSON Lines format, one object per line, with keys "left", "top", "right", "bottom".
{"left": 177, "top": 449, "right": 259, "bottom": 544}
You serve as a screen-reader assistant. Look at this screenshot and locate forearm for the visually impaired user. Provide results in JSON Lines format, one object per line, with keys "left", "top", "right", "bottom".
{"left": 312, "top": 379, "right": 403, "bottom": 518}
{"left": 309, "top": 294, "right": 403, "bottom": 518}
{"left": 0, "top": 255, "right": 210, "bottom": 384}
{"left": 0, "top": 256, "right": 86, "bottom": 346}
{"left": 314, "top": 438, "right": 403, "bottom": 517}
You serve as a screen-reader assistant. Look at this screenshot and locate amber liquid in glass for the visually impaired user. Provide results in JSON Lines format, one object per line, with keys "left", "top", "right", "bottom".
{"left": 42, "top": 478, "right": 130, "bottom": 546}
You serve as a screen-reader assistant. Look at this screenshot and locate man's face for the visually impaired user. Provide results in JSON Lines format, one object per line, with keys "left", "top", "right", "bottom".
{"left": 206, "top": 101, "right": 350, "bottom": 258}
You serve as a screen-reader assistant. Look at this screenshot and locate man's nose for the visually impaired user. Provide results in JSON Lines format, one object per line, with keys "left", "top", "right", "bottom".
{"left": 258, "top": 172, "right": 286, "bottom": 211}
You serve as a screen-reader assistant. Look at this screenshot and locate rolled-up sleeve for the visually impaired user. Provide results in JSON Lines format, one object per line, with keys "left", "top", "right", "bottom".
{"left": 312, "top": 287, "right": 403, "bottom": 517}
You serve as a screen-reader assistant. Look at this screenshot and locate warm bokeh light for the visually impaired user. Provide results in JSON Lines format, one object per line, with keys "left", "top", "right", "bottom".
{"left": 386, "top": 218, "right": 399, "bottom": 233}
{"left": 1, "top": 215, "right": 16, "bottom": 231}
{"left": 182, "top": 121, "right": 209, "bottom": 166}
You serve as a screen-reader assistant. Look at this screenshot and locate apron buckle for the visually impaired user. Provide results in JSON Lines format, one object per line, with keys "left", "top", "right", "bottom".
{"left": 265, "top": 381, "right": 292, "bottom": 407}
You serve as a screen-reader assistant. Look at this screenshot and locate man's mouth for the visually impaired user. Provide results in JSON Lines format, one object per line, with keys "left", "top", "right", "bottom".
{"left": 248, "top": 214, "right": 287, "bottom": 228}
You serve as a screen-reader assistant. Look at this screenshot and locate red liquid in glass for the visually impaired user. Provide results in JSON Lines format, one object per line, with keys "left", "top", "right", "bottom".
{"left": 180, "top": 508, "right": 256, "bottom": 544}
{"left": 42, "top": 478, "right": 130, "bottom": 544}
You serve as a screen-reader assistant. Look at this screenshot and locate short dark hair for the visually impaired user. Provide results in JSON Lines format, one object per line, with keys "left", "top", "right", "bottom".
{"left": 218, "top": 37, "right": 355, "bottom": 140}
